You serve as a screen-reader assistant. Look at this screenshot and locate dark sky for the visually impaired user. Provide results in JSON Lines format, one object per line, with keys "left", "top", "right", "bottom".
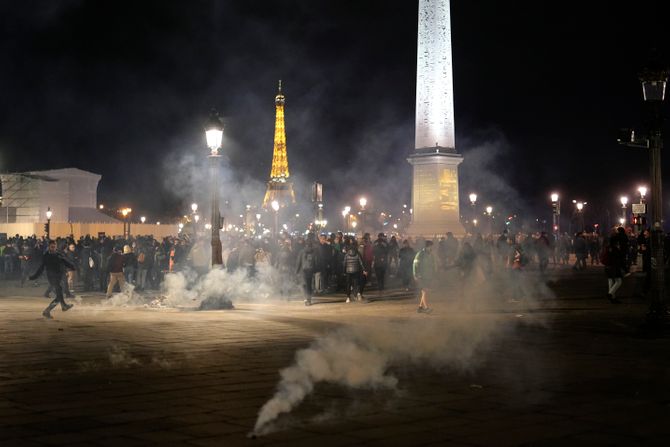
{"left": 1, "top": 0, "right": 669, "bottom": 227}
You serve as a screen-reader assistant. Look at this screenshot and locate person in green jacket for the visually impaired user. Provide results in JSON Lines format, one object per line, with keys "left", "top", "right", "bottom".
{"left": 413, "top": 240, "right": 437, "bottom": 313}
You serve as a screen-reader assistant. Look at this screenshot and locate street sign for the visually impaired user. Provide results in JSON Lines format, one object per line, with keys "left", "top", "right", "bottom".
{"left": 632, "top": 203, "right": 646, "bottom": 214}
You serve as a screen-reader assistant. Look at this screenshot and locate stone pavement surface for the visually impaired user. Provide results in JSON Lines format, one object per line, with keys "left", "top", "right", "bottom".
{"left": 1, "top": 266, "right": 669, "bottom": 446}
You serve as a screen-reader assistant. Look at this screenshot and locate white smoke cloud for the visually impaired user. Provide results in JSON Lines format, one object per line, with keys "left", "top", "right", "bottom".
{"left": 252, "top": 263, "right": 553, "bottom": 436}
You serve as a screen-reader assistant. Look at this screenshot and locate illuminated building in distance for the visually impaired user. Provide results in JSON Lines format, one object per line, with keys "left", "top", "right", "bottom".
{"left": 263, "top": 80, "right": 296, "bottom": 209}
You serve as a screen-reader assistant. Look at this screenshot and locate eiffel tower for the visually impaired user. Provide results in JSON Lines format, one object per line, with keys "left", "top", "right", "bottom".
{"left": 262, "top": 80, "right": 296, "bottom": 209}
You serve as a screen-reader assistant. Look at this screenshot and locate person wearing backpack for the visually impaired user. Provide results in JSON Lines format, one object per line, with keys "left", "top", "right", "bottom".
{"left": 296, "top": 239, "right": 319, "bottom": 306}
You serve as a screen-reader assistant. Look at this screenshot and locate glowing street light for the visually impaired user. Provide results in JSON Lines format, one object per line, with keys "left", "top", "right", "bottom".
{"left": 205, "top": 111, "right": 223, "bottom": 155}
{"left": 359, "top": 197, "right": 367, "bottom": 209}
{"left": 121, "top": 208, "right": 132, "bottom": 239}
{"left": 140, "top": 216, "right": 146, "bottom": 224}
{"left": 45, "top": 207, "right": 52, "bottom": 239}
{"left": 206, "top": 110, "right": 224, "bottom": 266}
{"left": 638, "top": 186, "right": 647, "bottom": 200}
{"left": 469, "top": 193, "right": 477, "bottom": 205}
{"left": 551, "top": 193, "right": 561, "bottom": 235}
{"left": 99, "top": 204, "right": 104, "bottom": 210}
{"left": 485, "top": 206, "right": 493, "bottom": 215}
{"left": 620, "top": 196, "right": 629, "bottom": 206}
{"left": 191, "top": 203, "right": 198, "bottom": 213}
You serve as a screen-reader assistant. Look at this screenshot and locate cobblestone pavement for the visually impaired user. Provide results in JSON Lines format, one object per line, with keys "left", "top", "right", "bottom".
{"left": 1, "top": 266, "right": 669, "bottom": 446}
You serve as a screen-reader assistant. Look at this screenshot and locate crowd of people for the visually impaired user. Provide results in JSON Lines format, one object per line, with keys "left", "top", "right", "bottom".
{"left": 0, "top": 224, "right": 658, "bottom": 317}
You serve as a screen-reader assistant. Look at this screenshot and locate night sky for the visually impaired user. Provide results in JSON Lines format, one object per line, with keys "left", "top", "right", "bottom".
{"left": 1, "top": 0, "right": 669, "bottom": 227}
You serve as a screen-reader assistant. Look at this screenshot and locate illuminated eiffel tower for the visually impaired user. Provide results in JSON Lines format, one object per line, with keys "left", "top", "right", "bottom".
{"left": 262, "top": 80, "right": 296, "bottom": 209}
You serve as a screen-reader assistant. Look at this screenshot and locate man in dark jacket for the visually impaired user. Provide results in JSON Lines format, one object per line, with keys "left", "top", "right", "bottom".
{"left": 29, "top": 240, "right": 76, "bottom": 319}
{"left": 296, "top": 239, "right": 319, "bottom": 306}
{"left": 372, "top": 233, "right": 389, "bottom": 294}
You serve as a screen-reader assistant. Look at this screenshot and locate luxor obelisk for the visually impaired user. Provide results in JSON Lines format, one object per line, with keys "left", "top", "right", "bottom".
{"left": 407, "top": 0, "right": 463, "bottom": 237}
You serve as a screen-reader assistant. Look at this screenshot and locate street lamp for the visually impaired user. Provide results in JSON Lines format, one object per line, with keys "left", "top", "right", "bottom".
{"left": 45, "top": 207, "right": 52, "bottom": 240}
{"left": 121, "top": 208, "right": 131, "bottom": 239}
{"left": 551, "top": 193, "right": 561, "bottom": 236}
{"left": 343, "top": 206, "right": 351, "bottom": 231}
{"left": 206, "top": 110, "right": 224, "bottom": 266}
{"left": 638, "top": 186, "right": 647, "bottom": 201}
{"left": 640, "top": 62, "right": 668, "bottom": 324}
{"left": 140, "top": 216, "right": 146, "bottom": 224}
{"left": 469, "top": 193, "right": 477, "bottom": 206}
{"left": 485, "top": 206, "right": 493, "bottom": 234}
{"left": 620, "top": 196, "right": 629, "bottom": 224}
{"left": 573, "top": 201, "right": 585, "bottom": 233}
{"left": 271, "top": 200, "right": 280, "bottom": 237}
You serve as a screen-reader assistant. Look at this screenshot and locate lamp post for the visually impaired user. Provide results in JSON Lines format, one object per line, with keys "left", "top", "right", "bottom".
{"left": 574, "top": 201, "right": 585, "bottom": 233}
{"left": 620, "top": 196, "right": 629, "bottom": 225}
{"left": 640, "top": 63, "right": 668, "bottom": 324}
{"left": 140, "top": 216, "right": 146, "bottom": 224}
{"left": 206, "top": 110, "right": 224, "bottom": 266}
{"left": 359, "top": 197, "right": 367, "bottom": 230}
{"left": 45, "top": 207, "right": 52, "bottom": 240}
{"left": 485, "top": 205, "right": 493, "bottom": 234}
{"left": 343, "top": 206, "right": 351, "bottom": 232}
{"left": 121, "top": 208, "right": 131, "bottom": 239}
{"left": 551, "top": 193, "right": 561, "bottom": 236}
{"left": 271, "top": 200, "right": 280, "bottom": 237}
{"left": 469, "top": 193, "right": 477, "bottom": 230}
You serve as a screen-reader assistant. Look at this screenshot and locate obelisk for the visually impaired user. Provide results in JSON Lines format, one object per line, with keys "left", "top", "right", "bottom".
{"left": 407, "top": 0, "right": 463, "bottom": 237}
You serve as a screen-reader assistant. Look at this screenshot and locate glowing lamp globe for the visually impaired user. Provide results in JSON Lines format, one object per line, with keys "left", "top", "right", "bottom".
{"left": 469, "top": 193, "right": 477, "bottom": 204}
{"left": 486, "top": 206, "right": 493, "bottom": 215}
{"left": 551, "top": 193, "right": 559, "bottom": 202}
{"left": 620, "top": 196, "right": 628, "bottom": 206}
{"left": 191, "top": 203, "right": 198, "bottom": 213}
{"left": 638, "top": 186, "right": 647, "bottom": 198}
{"left": 271, "top": 200, "right": 280, "bottom": 212}
{"left": 359, "top": 197, "right": 367, "bottom": 208}
{"left": 140, "top": 216, "right": 146, "bottom": 224}
{"left": 205, "top": 110, "right": 224, "bottom": 152}
{"left": 46, "top": 208, "right": 53, "bottom": 220}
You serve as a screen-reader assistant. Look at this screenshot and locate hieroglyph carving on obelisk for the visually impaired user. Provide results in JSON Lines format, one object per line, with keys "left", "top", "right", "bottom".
{"left": 415, "top": 0, "right": 455, "bottom": 150}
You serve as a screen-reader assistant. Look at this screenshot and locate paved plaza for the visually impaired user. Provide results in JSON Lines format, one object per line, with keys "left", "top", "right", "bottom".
{"left": 1, "top": 267, "right": 669, "bottom": 446}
